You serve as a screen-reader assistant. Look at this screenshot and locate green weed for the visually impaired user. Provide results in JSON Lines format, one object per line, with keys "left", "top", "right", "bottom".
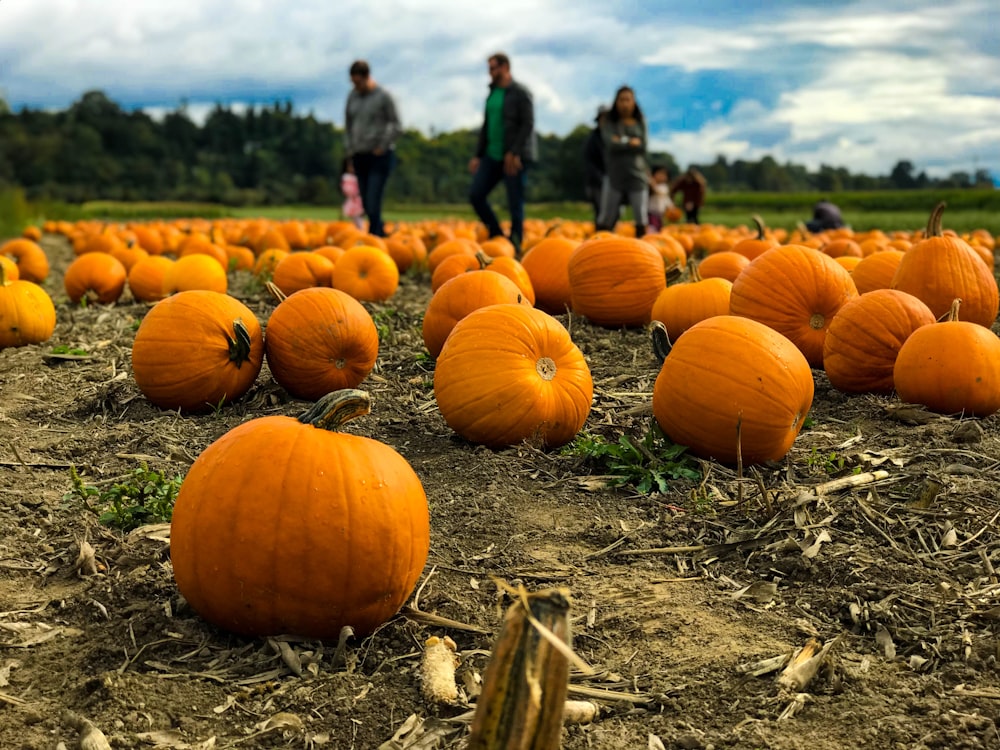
{"left": 64, "top": 464, "right": 182, "bottom": 531}
{"left": 562, "top": 423, "right": 701, "bottom": 494}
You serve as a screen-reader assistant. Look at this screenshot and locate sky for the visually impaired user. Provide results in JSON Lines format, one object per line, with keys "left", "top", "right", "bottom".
{"left": 1, "top": 0, "right": 998, "bottom": 179}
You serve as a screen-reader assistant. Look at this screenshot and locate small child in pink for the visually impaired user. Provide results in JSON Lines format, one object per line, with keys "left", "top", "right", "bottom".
{"left": 340, "top": 159, "right": 364, "bottom": 229}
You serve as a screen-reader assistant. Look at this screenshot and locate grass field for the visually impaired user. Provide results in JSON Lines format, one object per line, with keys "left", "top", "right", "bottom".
{"left": 3, "top": 188, "right": 998, "bottom": 236}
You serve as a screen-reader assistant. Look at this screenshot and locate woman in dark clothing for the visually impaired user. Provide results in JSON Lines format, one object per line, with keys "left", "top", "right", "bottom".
{"left": 669, "top": 167, "right": 707, "bottom": 225}
{"left": 596, "top": 86, "right": 650, "bottom": 237}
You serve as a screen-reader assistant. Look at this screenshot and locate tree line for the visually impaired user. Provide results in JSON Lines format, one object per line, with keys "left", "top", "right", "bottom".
{"left": 0, "top": 91, "right": 993, "bottom": 207}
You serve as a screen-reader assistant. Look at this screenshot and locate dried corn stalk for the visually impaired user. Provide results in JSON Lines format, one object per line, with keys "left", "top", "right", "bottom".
{"left": 467, "top": 587, "right": 573, "bottom": 749}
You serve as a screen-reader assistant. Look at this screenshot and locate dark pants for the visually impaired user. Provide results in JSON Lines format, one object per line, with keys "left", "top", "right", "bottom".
{"left": 469, "top": 155, "right": 527, "bottom": 253}
{"left": 685, "top": 205, "right": 700, "bottom": 225}
{"left": 585, "top": 183, "right": 602, "bottom": 226}
{"left": 353, "top": 151, "right": 396, "bottom": 237}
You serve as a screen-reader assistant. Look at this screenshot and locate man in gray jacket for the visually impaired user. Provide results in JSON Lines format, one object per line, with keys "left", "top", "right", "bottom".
{"left": 468, "top": 52, "right": 537, "bottom": 256}
{"left": 344, "top": 60, "right": 401, "bottom": 237}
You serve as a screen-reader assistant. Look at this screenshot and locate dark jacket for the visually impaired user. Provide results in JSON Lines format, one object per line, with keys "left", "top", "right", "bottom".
{"left": 583, "top": 126, "right": 605, "bottom": 188}
{"left": 670, "top": 171, "right": 707, "bottom": 208}
{"left": 476, "top": 80, "right": 537, "bottom": 162}
{"left": 806, "top": 201, "right": 844, "bottom": 232}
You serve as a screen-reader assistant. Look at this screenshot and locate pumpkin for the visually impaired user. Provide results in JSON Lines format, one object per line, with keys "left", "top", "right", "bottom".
{"left": 63, "top": 252, "right": 128, "bottom": 305}
{"left": 264, "top": 286, "right": 379, "bottom": 400}
{"left": 434, "top": 304, "right": 593, "bottom": 449}
{"left": 331, "top": 245, "right": 399, "bottom": 302}
{"left": 729, "top": 244, "right": 858, "bottom": 367}
{"left": 520, "top": 236, "right": 578, "bottom": 314}
{"left": 170, "top": 389, "right": 430, "bottom": 639}
{"left": 568, "top": 236, "right": 666, "bottom": 328}
{"left": 652, "top": 315, "right": 814, "bottom": 464}
{"left": 893, "top": 300, "right": 1000, "bottom": 417}
{"left": 127, "top": 256, "right": 175, "bottom": 303}
{"left": 0, "top": 238, "right": 50, "bottom": 283}
{"left": 0, "top": 264, "right": 56, "bottom": 349}
{"left": 0, "top": 255, "right": 20, "bottom": 281}
{"left": 696, "top": 251, "right": 749, "bottom": 282}
{"left": 385, "top": 231, "right": 428, "bottom": 272}
{"left": 850, "top": 250, "right": 904, "bottom": 294}
{"left": 822, "top": 289, "right": 935, "bottom": 394}
{"left": 650, "top": 269, "right": 732, "bottom": 344}
{"left": 891, "top": 203, "right": 999, "bottom": 327}
{"left": 271, "top": 251, "right": 336, "bottom": 295}
{"left": 163, "top": 253, "right": 228, "bottom": 295}
{"left": 731, "top": 216, "right": 779, "bottom": 261}
{"left": 131, "top": 290, "right": 264, "bottom": 412}
{"left": 223, "top": 243, "right": 256, "bottom": 272}
{"left": 422, "top": 271, "right": 529, "bottom": 358}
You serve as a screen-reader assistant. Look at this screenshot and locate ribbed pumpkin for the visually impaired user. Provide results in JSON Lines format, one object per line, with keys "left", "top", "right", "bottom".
{"left": 63, "top": 252, "right": 128, "bottom": 305}
{"left": 520, "top": 236, "right": 578, "bottom": 314}
{"left": 0, "top": 264, "right": 56, "bottom": 349}
{"left": 271, "top": 251, "right": 336, "bottom": 295}
{"left": 650, "top": 271, "right": 733, "bottom": 343}
{"left": 729, "top": 244, "right": 858, "bottom": 367}
{"left": 170, "top": 389, "right": 430, "bottom": 639}
{"left": 652, "top": 315, "right": 814, "bottom": 465}
{"left": 893, "top": 300, "right": 1000, "bottom": 417}
{"left": 434, "top": 304, "right": 593, "bottom": 449}
{"left": 422, "top": 271, "right": 529, "bottom": 358}
{"left": 264, "top": 287, "right": 378, "bottom": 400}
{"left": 850, "top": 250, "right": 904, "bottom": 294}
{"left": 131, "top": 290, "right": 264, "bottom": 412}
{"left": 568, "top": 237, "right": 665, "bottom": 328}
{"left": 891, "top": 203, "right": 999, "bottom": 327}
{"left": 331, "top": 245, "right": 399, "bottom": 302}
{"left": 822, "top": 290, "right": 935, "bottom": 394}
{"left": 0, "top": 238, "right": 50, "bottom": 283}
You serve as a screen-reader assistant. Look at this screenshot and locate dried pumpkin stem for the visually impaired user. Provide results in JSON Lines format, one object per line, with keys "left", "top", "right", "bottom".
{"left": 945, "top": 298, "right": 963, "bottom": 322}
{"left": 474, "top": 250, "right": 495, "bottom": 269}
{"left": 925, "top": 202, "right": 946, "bottom": 238}
{"left": 751, "top": 214, "right": 766, "bottom": 240}
{"left": 225, "top": 319, "right": 253, "bottom": 367}
{"left": 298, "top": 389, "right": 372, "bottom": 430}
{"left": 265, "top": 280, "right": 287, "bottom": 304}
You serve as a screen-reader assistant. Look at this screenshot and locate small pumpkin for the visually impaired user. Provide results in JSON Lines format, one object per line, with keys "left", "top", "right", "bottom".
{"left": 264, "top": 285, "right": 379, "bottom": 400}
{"left": 434, "top": 304, "right": 593, "bottom": 448}
{"left": 0, "top": 238, "right": 50, "bottom": 283}
{"left": 170, "top": 389, "right": 430, "bottom": 639}
{"left": 568, "top": 236, "right": 665, "bottom": 328}
{"left": 163, "top": 253, "right": 228, "bottom": 295}
{"left": 63, "top": 252, "right": 128, "bottom": 305}
{"left": 331, "top": 245, "right": 400, "bottom": 302}
{"left": 271, "top": 251, "right": 336, "bottom": 295}
{"left": 650, "top": 267, "right": 732, "bottom": 343}
{"left": 893, "top": 299, "right": 1000, "bottom": 417}
{"left": 127, "top": 256, "right": 175, "bottom": 303}
{"left": 520, "top": 236, "right": 578, "bottom": 315}
{"left": 652, "top": 315, "right": 814, "bottom": 465}
{"left": 131, "top": 290, "right": 264, "bottom": 412}
{"left": 850, "top": 250, "right": 905, "bottom": 294}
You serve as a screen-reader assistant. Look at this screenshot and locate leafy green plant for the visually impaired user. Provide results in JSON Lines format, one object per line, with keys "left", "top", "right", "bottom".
{"left": 371, "top": 307, "right": 399, "bottom": 343}
{"left": 562, "top": 423, "right": 701, "bottom": 493}
{"left": 49, "top": 345, "right": 90, "bottom": 356}
{"left": 64, "top": 464, "right": 182, "bottom": 531}
{"left": 805, "top": 447, "right": 861, "bottom": 476}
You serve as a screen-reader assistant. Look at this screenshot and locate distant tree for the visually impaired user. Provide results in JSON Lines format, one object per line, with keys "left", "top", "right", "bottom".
{"left": 889, "top": 160, "right": 916, "bottom": 189}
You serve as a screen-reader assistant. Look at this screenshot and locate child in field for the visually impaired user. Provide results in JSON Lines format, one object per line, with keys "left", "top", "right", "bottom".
{"left": 647, "top": 165, "right": 674, "bottom": 231}
{"left": 340, "top": 159, "right": 365, "bottom": 229}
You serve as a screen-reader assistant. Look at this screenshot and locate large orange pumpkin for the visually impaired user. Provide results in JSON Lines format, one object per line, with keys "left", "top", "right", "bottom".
{"left": 650, "top": 273, "right": 732, "bottom": 343}
{"left": 264, "top": 287, "right": 379, "bottom": 400}
{"left": 434, "top": 304, "right": 593, "bottom": 448}
{"left": 127, "top": 256, "right": 175, "bottom": 303}
{"left": 0, "top": 264, "right": 56, "bottom": 349}
{"left": 170, "top": 389, "right": 430, "bottom": 639}
{"left": 520, "top": 236, "right": 578, "bottom": 314}
{"left": 652, "top": 315, "right": 814, "bottom": 465}
{"left": 568, "top": 236, "right": 665, "bottom": 328}
{"left": 131, "top": 290, "right": 264, "bottom": 412}
{"left": 893, "top": 300, "right": 1000, "bottom": 417}
{"left": 850, "top": 249, "right": 905, "bottom": 295}
{"left": 729, "top": 244, "right": 858, "bottom": 367}
{"left": 891, "top": 203, "right": 999, "bottom": 327}
{"left": 822, "top": 289, "right": 935, "bottom": 394}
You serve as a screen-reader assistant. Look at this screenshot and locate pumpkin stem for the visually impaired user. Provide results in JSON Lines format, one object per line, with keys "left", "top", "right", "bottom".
{"left": 942, "top": 298, "right": 963, "bottom": 322}
{"left": 474, "top": 250, "right": 494, "bottom": 270}
{"left": 925, "top": 202, "right": 946, "bottom": 239}
{"left": 650, "top": 320, "right": 672, "bottom": 365}
{"left": 751, "top": 214, "right": 766, "bottom": 240}
{"left": 225, "top": 319, "right": 254, "bottom": 367}
{"left": 687, "top": 261, "right": 703, "bottom": 283}
{"left": 265, "top": 280, "right": 287, "bottom": 304}
{"left": 0, "top": 263, "right": 8, "bottom": 286}
{"left": 298, "top": 389, "right": 372, "bottom": 429}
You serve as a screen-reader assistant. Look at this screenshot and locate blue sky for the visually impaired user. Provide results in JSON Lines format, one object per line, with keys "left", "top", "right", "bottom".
{"left": 1, "top": 0, "right": 998, "bottom": 179}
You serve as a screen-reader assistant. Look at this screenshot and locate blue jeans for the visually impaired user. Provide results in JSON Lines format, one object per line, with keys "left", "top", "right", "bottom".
{"left": 353, "top": 151, "right": 396, "bottom": 237}
{"left": 469, "top": 156, "right": 527, "bottom": 252}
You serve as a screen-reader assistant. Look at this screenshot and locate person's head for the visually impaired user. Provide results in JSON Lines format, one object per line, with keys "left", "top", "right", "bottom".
{"left": 488, "top": 52, "right": 511, "bottom": 86}
{"left": 610, "top": 85, "right": 642, "bottom": 122}
{"left": 349, "top": 60, "right": 371, "bottom": 92}
{"left": 595, "top": 104, "right": 610, "bottom": 124}
{"left": 651, "top": 165, "right": 669, "bottom": 184}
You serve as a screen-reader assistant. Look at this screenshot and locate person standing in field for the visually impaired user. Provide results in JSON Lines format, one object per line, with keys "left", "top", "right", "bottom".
{"left": 468, "top": 52, "right": 537, "bottom": 256}
{"left": 339, "top": 158, "right": 365, "bottom": 230}
{"left": 582, "top": 105, "right": 609, "bottom": 227}
{"left": 596, "top": 85, "right": 650, "bottom": 237}
{"left": 344, "top": 60, "right": 401, "bottom": 237}
{"left": 670, "top": 167, "right": 708, "bottom": 225}
{"left": 647, "top": 164, "right": 674, "bottom": 232}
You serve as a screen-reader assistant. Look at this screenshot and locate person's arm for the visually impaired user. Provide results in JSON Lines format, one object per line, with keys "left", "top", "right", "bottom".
{"left": 604, "top": 121, "right": 633, "bottom": 153}
{"left": 507, "top": 84, "right": 534, "bottom": 158}
{"left": 378, "top": 91, "right": 402, "bottom": 154}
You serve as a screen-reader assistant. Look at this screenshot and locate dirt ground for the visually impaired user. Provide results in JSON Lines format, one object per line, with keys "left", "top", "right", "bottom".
{"left": 2, "top": 232, "right": 1000, "bottom": 750}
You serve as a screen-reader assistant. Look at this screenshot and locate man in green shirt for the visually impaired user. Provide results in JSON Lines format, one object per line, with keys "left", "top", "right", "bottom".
{"left": 468, "top": 52, "right": 537, "bottom": 256}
